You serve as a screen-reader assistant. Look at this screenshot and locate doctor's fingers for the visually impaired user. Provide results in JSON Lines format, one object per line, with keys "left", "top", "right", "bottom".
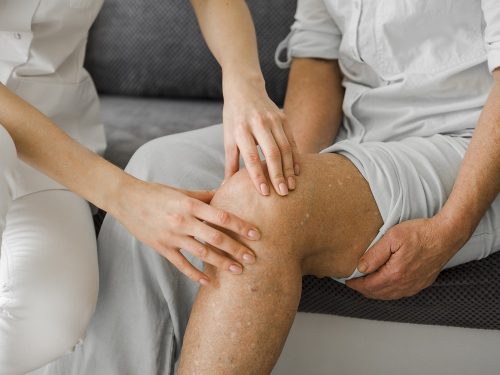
{"left": 189, "top": 197, "right": 261, "bottom": 242}
{"left": 280, "top": 114, "right": 301, "bottom": 176}
{"left": 176, "top": 236, "right": 244, "bottom": 276}
{"left": 187, "top": 218, "right": 257, "bottom": 267}
{"left": 251, "top": 122, "right": 289, "bottom": 196}
{"left": 263, "top": 111, "right": 299, "bottom": 188}
{"left": 224, "top": 140, "right": 240, "bottom": 182}
{"left": 271, "top": 119, "right": 298, "bottom": 189}
{"left": 156, "top": 244, "right": 209, "bottom": 284}
{"left": 234, "top": 128, "right": 270, "bottom": 196}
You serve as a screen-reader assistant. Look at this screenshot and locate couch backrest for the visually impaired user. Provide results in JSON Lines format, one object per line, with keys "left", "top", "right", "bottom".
{"left": 85, "top": 0, "right": 296, "bottom": 105}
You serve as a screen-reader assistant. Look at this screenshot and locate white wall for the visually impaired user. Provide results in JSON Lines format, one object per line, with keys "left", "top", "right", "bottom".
{"left": 273, "top": 312, "right": 500, "bottom": 375}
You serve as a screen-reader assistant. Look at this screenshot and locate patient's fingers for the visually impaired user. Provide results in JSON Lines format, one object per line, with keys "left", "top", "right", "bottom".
{"left": 188, "top": 198, "right": 260, "bottom": 241}
{"left": 158, "top": 244, "right": 209, "bottom": 285}
{"left": 347, "top": 265, "right": 395, "bottom": 299}
{"left": 177, "top": 236, "right": 244, "bottom": 275}
{"left": 188, "top": 219, "right": 257, "bottom": 266}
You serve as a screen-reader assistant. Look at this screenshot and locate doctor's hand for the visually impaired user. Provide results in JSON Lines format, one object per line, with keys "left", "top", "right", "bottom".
{"left": 222, "top": 74, "right": 300, "bottom": 196}
{"left": 114, "top": 179, "right": 260, "bottom": 285}
{"left": 346, "top": 215, "right": 468, "bottom": 300}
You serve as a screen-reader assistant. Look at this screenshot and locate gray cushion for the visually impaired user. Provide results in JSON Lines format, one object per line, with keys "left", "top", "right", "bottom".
{"left": 98, "top": 95, "right": 500, "bottom": 330}
{"left": 300, "top": 253, "right": 500, "bottom": 330}
{"left": 99, "top": 96, "right": 223, "bottom": 168}
{"left": 85, "top": 0, "right": 295, "bottom": 105}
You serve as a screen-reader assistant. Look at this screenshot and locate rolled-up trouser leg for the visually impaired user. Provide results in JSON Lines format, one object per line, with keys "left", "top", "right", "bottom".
{"left": 40, "top": 125, "right": 226, "bottom": 375}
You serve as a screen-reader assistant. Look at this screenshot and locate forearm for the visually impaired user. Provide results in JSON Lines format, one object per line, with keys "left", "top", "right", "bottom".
{"left": 190, "top": 0, "right": 264, "bottom": 90}
{"left": 283, "top": 58, "right": 344, "bottom": 153}
{"left": 0, "top": 83, "right": 134, "bottom": 215}
{"left": 438, "top": 71, "right": 500, "bottom": 244}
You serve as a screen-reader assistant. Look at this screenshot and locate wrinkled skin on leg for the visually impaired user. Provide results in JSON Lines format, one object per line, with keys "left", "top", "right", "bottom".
{"left": 177, "top": 153, "right": 383, "bottom": 375}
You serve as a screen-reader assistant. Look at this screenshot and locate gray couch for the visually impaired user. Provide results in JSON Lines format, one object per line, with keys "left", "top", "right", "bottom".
{"left": 87, "top": 0, "right": 500, "bottom": 331}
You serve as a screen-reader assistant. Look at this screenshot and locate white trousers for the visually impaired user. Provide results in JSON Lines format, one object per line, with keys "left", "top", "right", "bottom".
{"left": 0, "top": 126, "right": 98, "bottom": 375}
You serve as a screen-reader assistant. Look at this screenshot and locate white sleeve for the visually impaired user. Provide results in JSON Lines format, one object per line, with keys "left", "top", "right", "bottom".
{"left": 275, "top": 0, "right": 342, "bottom": 69}
{"left": 482, "top": 0, "right": 500, "bottom": 73}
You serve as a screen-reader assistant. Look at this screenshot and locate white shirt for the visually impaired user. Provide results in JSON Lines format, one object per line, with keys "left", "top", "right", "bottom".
{"left": 276, "top": 0, "right": 500, "bottom": 144}
{"left": 0, "top": 0, "right": 106, "bottom": 197}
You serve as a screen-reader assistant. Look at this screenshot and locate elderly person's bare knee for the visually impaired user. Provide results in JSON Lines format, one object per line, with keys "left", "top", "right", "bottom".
{"left": 179, "top": 153, "right": 383, "bottom": 375}
{"left": 208, "top": 153, "right": 383, "bottom": 280}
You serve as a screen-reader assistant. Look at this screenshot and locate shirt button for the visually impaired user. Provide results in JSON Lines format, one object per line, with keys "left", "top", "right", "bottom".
{"left": 13, "top": 33, "right": 22, "bottom": 40}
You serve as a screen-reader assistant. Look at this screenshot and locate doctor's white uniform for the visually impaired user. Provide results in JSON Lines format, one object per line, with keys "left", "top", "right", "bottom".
{"left": 0, "top": 1, "right": 105, "bottom": 373}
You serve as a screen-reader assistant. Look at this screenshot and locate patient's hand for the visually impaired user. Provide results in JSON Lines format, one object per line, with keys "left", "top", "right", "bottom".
{"left": 113, "top": 178, "right": 261, "bottom": 285}
{"left": 346, "top": 216, "right": 467, "bottom": 300}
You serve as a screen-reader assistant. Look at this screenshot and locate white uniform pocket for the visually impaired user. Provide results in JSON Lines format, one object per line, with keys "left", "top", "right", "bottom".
{"left": 365, "top": 0, "right": 485, "bottom": 78}
{"left": 0, "top": 0, "right": 39, "bottom": 72}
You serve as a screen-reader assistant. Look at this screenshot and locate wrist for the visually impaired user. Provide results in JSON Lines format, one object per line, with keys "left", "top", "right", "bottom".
{"left": 222, "top": 67, "right": 265, "bottom": 96}
{"left": 102, "top": 170, "right": 142, "bottom": 220}
{"left": 433, "top": 209, "right": 475, "bottom": 250}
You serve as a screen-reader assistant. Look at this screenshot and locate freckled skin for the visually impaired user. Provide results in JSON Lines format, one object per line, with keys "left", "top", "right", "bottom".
{"left": 177, "top": 153, "right": 383, "bottom": 375}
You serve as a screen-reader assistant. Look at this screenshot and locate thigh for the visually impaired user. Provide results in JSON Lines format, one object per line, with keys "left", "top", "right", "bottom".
{"left": 126, "top": 124, "right": 226, "bottom": 190}
{"left": 0, "top": 190, "right": 98, "bottom": 373}
{"left": 325, "top": 134, "right": 500, "bottom": 276}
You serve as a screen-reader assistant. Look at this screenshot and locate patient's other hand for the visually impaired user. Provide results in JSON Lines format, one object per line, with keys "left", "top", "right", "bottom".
{"left": 346, "top": 216, "right": 466, "bottom": 300}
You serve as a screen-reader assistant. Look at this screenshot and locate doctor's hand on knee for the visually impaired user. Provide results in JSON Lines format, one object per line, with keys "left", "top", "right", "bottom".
{"left": 222, "top": 74, "right": 300, "bottom": 197}
{"left": 111, "top": 179, "right": 261, "bottom": 285}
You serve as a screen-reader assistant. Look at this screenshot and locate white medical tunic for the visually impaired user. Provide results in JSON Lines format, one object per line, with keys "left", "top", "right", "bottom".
{"left": 277, "top": 0, "right": 500, "bottom": 144}
{"left": 0, "top": 0, "right": 106, "bottom": 197}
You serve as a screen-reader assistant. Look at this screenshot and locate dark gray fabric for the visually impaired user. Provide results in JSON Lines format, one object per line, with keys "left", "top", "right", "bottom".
{"left": 85, "top": 0, "right": 295, "bottom": 105}
{"left": 97, "top": 95, "right": 500, "bottom": 330}
{"left": 300, "top": 253, "right": 500, "bottom": 330}
{"left": 99, "top": 96, "right": 223, "bottom": 168}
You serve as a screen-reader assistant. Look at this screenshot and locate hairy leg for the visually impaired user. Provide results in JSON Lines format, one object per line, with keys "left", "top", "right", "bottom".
{"left": 177, "top": 153, "right": 383, "bottom": 375}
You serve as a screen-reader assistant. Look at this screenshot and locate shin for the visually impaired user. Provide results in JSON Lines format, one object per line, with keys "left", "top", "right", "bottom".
{"left": 177, "top": 154, "right": 382, "bottom": 375}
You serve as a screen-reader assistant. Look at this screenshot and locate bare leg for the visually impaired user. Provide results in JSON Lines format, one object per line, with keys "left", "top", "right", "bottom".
{"left": 177, "top": 153, "right": 383, "bottom": 375}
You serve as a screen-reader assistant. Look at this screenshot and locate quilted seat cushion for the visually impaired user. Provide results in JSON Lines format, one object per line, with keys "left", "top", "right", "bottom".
{"left": 299, "top": 252, "right": 500, "bottom": 330}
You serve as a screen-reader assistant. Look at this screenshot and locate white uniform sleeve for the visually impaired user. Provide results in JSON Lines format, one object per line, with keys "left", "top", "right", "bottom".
{"left": 275, "top": 0, "right": 342, "bottom": 69}
{"left": 482, "top": 0, "right": 500, "bottom": 73}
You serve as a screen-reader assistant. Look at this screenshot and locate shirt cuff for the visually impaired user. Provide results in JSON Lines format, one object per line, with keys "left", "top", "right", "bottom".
{"left": 290, "top": 28, "right": 341, "bottom": 59}
{"left": 275, "top": 27, "right": 341, "bottom": 69}
{"left": 487, "top": 48, "right": 500, "bottom": 73}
